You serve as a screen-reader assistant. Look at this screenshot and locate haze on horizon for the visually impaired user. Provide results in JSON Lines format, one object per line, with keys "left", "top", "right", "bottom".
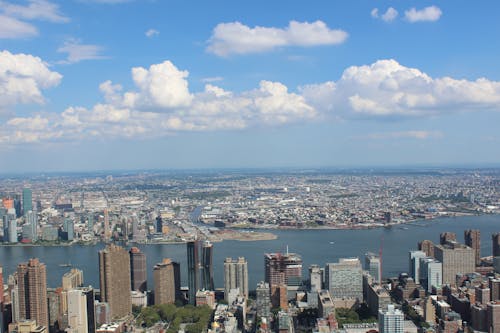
{"left": 1, "top": 1, "right": 500, "bottom": 173}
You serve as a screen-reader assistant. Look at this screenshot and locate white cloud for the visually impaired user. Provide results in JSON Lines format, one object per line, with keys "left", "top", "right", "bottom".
{"left": 145, "top": 28, "right": 159, "bottom": 38}
{"left": 371, "top": 7, "right": 398, "bottom": 22}
{"left": 405, "top": 6, "right": 442, "bottom": 22}
{"left": 0, "top": 50, "right": 62, "bottom": 110}
{"left": 0, "top": 0, "right": 69, "bottom": 23}
{"left": 57, "top": 39, "right": 106, "bottom": 64}
{"left": 201, "top": 76, "right": 223, "bottom": 83}
{"left": 0, "top": 14, "right": 37, "bottom": 38}
{"left": 207, "top": 20, "right": 348, "bottom": 56}
{"left": 370, "top": 8, "right": 379, "bottom": 18}
{"left": 363, "top": 130, "right": 443, "bottom": 140}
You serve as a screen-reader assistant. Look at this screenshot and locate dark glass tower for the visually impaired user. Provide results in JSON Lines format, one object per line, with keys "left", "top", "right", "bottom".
{"left": 201, "top": 241, "right": 214, "bottom": 290}
{"left": 187, "top": 240, "right": 199, "bottom": 305}
{"left": 129, "top": 247, "right": 147, "bottom": 292}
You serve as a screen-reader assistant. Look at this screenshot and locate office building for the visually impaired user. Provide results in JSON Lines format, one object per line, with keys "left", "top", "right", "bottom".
{"left": 256, "top": 281, "right": 271, "bottom": 320}
{"left": 325, "top": 258, "right": 363, "bottom": 300}
{"left": 153, "top": 258, "right": 180, "bottom": 305}
{"left": 464, "top": 229, "right": 481, "bottom": 265}
{"left": 493, "top": 233, "right": 500, "bottom": 257}
{"left": 155, "top": 216, "right": 162, "bottom": 233}
{"left": 103, "top": 209, "right": 110, "bottom": 241}
{"left": 309, "top": 264, "right": 322, "bottom": 292}
{"left": 129, "top": 247, "right": 147, "bottom": 292}
{"left": 419, "top": 257, "right": 442, "bottom": 293}
{"left": 365, "top": 252, "right": 381, "bottom": 283}
{"left": 25, "top": 210, "right": 37, "bottom": 242}
{"left": 187, "top": 240, "right": 199, "bottom": 305}
{"left": 378, "top": 304, "right": 404, "bottom": 333}
{"left": 224, "top": 257, "right": 248, "bottom": 300}
{"left": 67, "top": 289, "right": 88, "bottom": 333}
{"left": 409, "top": 251, "right": 426, "bottom": 284}
{"left": 476, "top": 285, "right": 491, "bottom": 305}
{"left": 318, "top": 290, "right": 335, "bottom": 318}
{"left": 418, "top": 240, "right": 435, "bottom": 258}
{"left": 264, "top": 252, "right": 302, "bottom": 288}
{"left": 98, "top": 244, "right": 131, "bottom": 319}
{"left": 22, "top": 188, "right": 32, "bottom": 216}
{"left": 63, "top": 219, "right": 74, "bottom": 241}
{"left": 62, "top": 269, "right": 83, "bottom": 291}
{"left": 201, "top": 241, "right": 214, "bottom": 291}
{"left": 434, "top": 242, "right": 475, "bottom": 285}
{"left": 17, "top": 258, "right": 49, "bottom": 328}
{"left": 488, "top": 302, "right": 500, "bottom": 333}
{"left": 440, "top": 232, "right": 456, "bottom": 245}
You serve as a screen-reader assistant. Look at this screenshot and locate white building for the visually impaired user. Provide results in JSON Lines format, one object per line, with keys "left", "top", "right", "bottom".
{"left": 378, "top": 304, "right": 404, "bottom": 333}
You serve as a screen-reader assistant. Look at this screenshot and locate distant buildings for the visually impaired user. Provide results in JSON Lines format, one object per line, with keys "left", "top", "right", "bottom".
{"left": 22, "top": 188, "right": 32, "bottom": 216}
{"left": 98, "top": 244, "right": 131, "bottom": 319}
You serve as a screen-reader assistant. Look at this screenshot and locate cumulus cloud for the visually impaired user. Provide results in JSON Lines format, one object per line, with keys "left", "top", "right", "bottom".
{"left": 57, "top": 39, "right": 106, "bottom": 64}
{"left": 207, "top": 20, "right": 348, "bottom": 56}
{"left": 0, "top": 50, "right": 62, "bottom": 110}
{"left": 145, "top": 28, "right": 159, "bottom": 38}
{"left": 405, "top": 6, "right": 442, "bottom": 22}
{"left": 371, "top": 7, "right": 398, "bottom": 22}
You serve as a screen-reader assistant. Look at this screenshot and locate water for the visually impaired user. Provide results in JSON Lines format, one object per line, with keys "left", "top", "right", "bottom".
{"left": 0, "top": 214, "right": 499, "bottom": 290}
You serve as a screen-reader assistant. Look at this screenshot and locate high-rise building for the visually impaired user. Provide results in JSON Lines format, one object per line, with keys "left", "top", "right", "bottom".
{"left": 434, "top": 242, "right": 475, "bottom": 285}
{"left": 129, "top": 247, "right": 147, "bottom": 292}
{"left": 155, "top": 216, "right": 162, "bottom": 233}
{"left": 67, "top": 289, "right": 88, "bottom": 333}
{"left": 379, "top": 304, "right": 404, "bottom": 333}
{"left": 440, "top": 232, "right": 456, "bottom": 245}
{"left": 82, "top": 287, "right": 95, "bottom": 333}
{"left": 17, "top": 258, "right": 48, "bottom": 328}
{"left": 365, "top": 252, "right": 381, "bottom": 283}
{"left": 418, "top": 240, "right": 435, "bottom": 258}
{"left": 409, "top": 251, "right": 426, "bottom": 283}
{"left": 63, "top": 219, "right": 74, "bottom": 241}
{"left": 24, "top": 210, "right": 37, "bottom": 242}
{"left": 464, "top": 229, "right": 481, "bottom": 266}
{"left": 419, "top": 257, "right": 442, "bottom": 293}
{"left": 201, "top": 241, "right": 214, "bottom": 291}
{"left": 309, "top": 264, "right": 322, "bottom": 292}
{"left": 325, "top": 258, "right": 363, "bottom": 300}
{"left": 103, "top": 209, "right": 110, "bottom": 241}
{"left": 153, "top": 258, "right": 180, "bottom": 305}
{"left": 493, "top": 233, "right": 500, "bottom": 258}
{"left": 487, "top": 302, "right": 500, "bottom": 333}
{"left": 187, "top": 240, "right": 199, "bottom": 305}
{"left": 98, "top": 244, "right": 131, "bottom": 319}
{"left": 22, "top": 188, "right": 32, "bottom": 216}
{"left": 62, "top": 268, "right": 83, "bottom": 291}
{"left": 224, "top": 257, "right": 248, "bottom": 301}
{"left": 264, "top": 252, "right": 302, "bottom": 288}
{"left": 256, "top": 281, "right": 271, "bottom": 320}
{"left": 476, "top": 285, "right": 491, "bottom": 305}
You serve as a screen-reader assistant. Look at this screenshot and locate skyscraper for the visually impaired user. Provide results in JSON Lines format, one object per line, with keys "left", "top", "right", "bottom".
{"left": 67, "top": 289, "right": 88, "bottom": 333}
{"left": 325, "top": 258, "right": 363, "bottom": 300}
{"left": 201, "top": 241, "right": 214, "bottom": 291}
{"left": 379, "top": 304, "right": 404, "bottom": 333}
{"left": 309, "top": 264, "right": 322, "bottom": 292}
{"left": 409, "top": 251, "right": 426, "bottom": 284}
{"left": 62, "top": 268, "right": 83, "bottom": 291}
{"left": 187, "top": 240, "right": 199, "bottom": 305}
{"left": 129, "top": 247, "right": 147, "bottom": 292}
{"left": 224, "top": 257, "right": 248, "bottom": 300}
{"left": 440, "top": 232, "right": 456, "bottom": 245}
{"left": 365, "top": 252, "right": 381, "bottom": 283}
{"left": 465, "top": 229, "right": 481, "bottom": 266}
{"left": 493, "top": 233, "right": 500, "bottom": 257}
{"left": 264, "top": 252, "right": 303, "bottom": 288}
{"left": 418, "top": 240, "right": 435, "bottom": 258}
{"left": 419, "top": 257, "right": 442, "bottom": 293}
{"left": 434, "top": 242, "right": 475, "bottom": 285}
{"left": 17, "top": 258, "right": 48, "bottom": 328}
{"left": 153, "top": 258, "right": 181, "bottom": 305}
{"left": 25, "top": 210, "right": 37, "bottom": 242}
{"left": 98, "top": 244, "right": 131, "bottom": 319}
{"left": 103, "top": 209, "right": 111, "bottom": 241}
{"left": 22, "top": 188, "right": 32, "bottom": 216}
{"left": 256, "top": 281, "right": 271, "bottom": 320}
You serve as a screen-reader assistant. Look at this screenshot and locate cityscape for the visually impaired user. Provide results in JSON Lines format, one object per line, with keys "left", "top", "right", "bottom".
{"left": 2, "top": 1, "right": 500, "bottom": 333}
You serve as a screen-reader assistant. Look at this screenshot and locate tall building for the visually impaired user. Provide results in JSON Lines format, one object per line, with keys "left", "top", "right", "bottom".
{"left": 82, "top": 287, "right": 95, "bottom": 333}
{"left": 379, "top": 304, "right": 404, "bottom": 333}
{"left": 440, "top": 232, "right": 456, "bottom": 245}
{"left": 464, "top": 229, "right": 481, "bottom": 266}
{"left": 493, "top": 233, "right": 500, "bottom": 257}
{"left": 67, "top": 289, "right": 88, "bottom": 333}
{"left": 187, "top": 241, "right": 199, "bottom": 305}
{"left": 409, "top": 251, "right": 426, "bottom": 284}
{"left": 63, "top": 219, "right": 74, "bottom": 241}
{"left": 62, "top": 268, "right": 83, "bottom": 291}
{"left": 264, "top": 252, "right": 302, "bottom": 288}
{"left": 129, "top": 247, "right": 147, "bottom": 292}
{"left": 25, "top": 210, "right": 37, "bottom": 242}
{"left": 98, "top": 244, "right": 131, "bottom": 319}
{"left": 155, "top": 216, "right": 162, "bottom": 233}
{"left": 103, "top": 209, "right": 110, "bottom": 241}
{"left": 256, "top": 281, "right": 271, "bottom": 320}
{"left": 325, "top": 258, "right": 363, "bottom": 300}
{"left": 22, "top": 188, "right": 32, "bottom": 216}
{"left": 419, "top": 257, "right": 442, "bottom": 293}
{"left": 434, "top": 242, "right": 475, "bottom": 285}
{"left": 153, "top": 258, "right": 181, "bottom": 305}
{"left": 17, "top": 258, "right": 48, "bottom": 328}
{"left": 224, "top": 257, "right": 248, "bottom": 300}
{"left": 309, "top": 264, "right": 322, "bottom": 292}
{"left": 365, "top": 252, "right": 381, "bottom": 283}
{"left": 487, "top": 302, "right": 500, "bottom": 333}
{"left": 201, "top": 241, "right": 214, "bottom": 291}
{"left": 418, "top": 240, "right": 435, "bottom": 258}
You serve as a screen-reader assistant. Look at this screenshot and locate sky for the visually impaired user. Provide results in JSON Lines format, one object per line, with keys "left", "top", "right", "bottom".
{"left": 1, "top": 0, "right": 500, "bottom": 172}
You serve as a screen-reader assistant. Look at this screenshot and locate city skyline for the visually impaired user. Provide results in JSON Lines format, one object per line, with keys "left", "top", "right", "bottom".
{"left": 1, "top": 1, "right": 500, "bottom": 172}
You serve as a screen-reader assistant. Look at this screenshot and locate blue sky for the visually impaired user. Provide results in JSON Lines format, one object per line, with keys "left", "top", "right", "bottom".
{"left": 1, "top": 0, "right": 500, "bottom": 172}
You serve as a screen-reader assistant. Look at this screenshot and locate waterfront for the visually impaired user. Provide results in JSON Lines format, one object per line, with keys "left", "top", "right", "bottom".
{"left": 0, "top": 214, "right": 499, "bottom": 290}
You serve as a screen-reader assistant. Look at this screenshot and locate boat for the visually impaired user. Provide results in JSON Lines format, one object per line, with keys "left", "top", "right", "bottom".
{"left": 329, "top": 241, "right": 335, "bottom": 244}
{"left": 59, "top": 262, "right": 72, "bottom": 267}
